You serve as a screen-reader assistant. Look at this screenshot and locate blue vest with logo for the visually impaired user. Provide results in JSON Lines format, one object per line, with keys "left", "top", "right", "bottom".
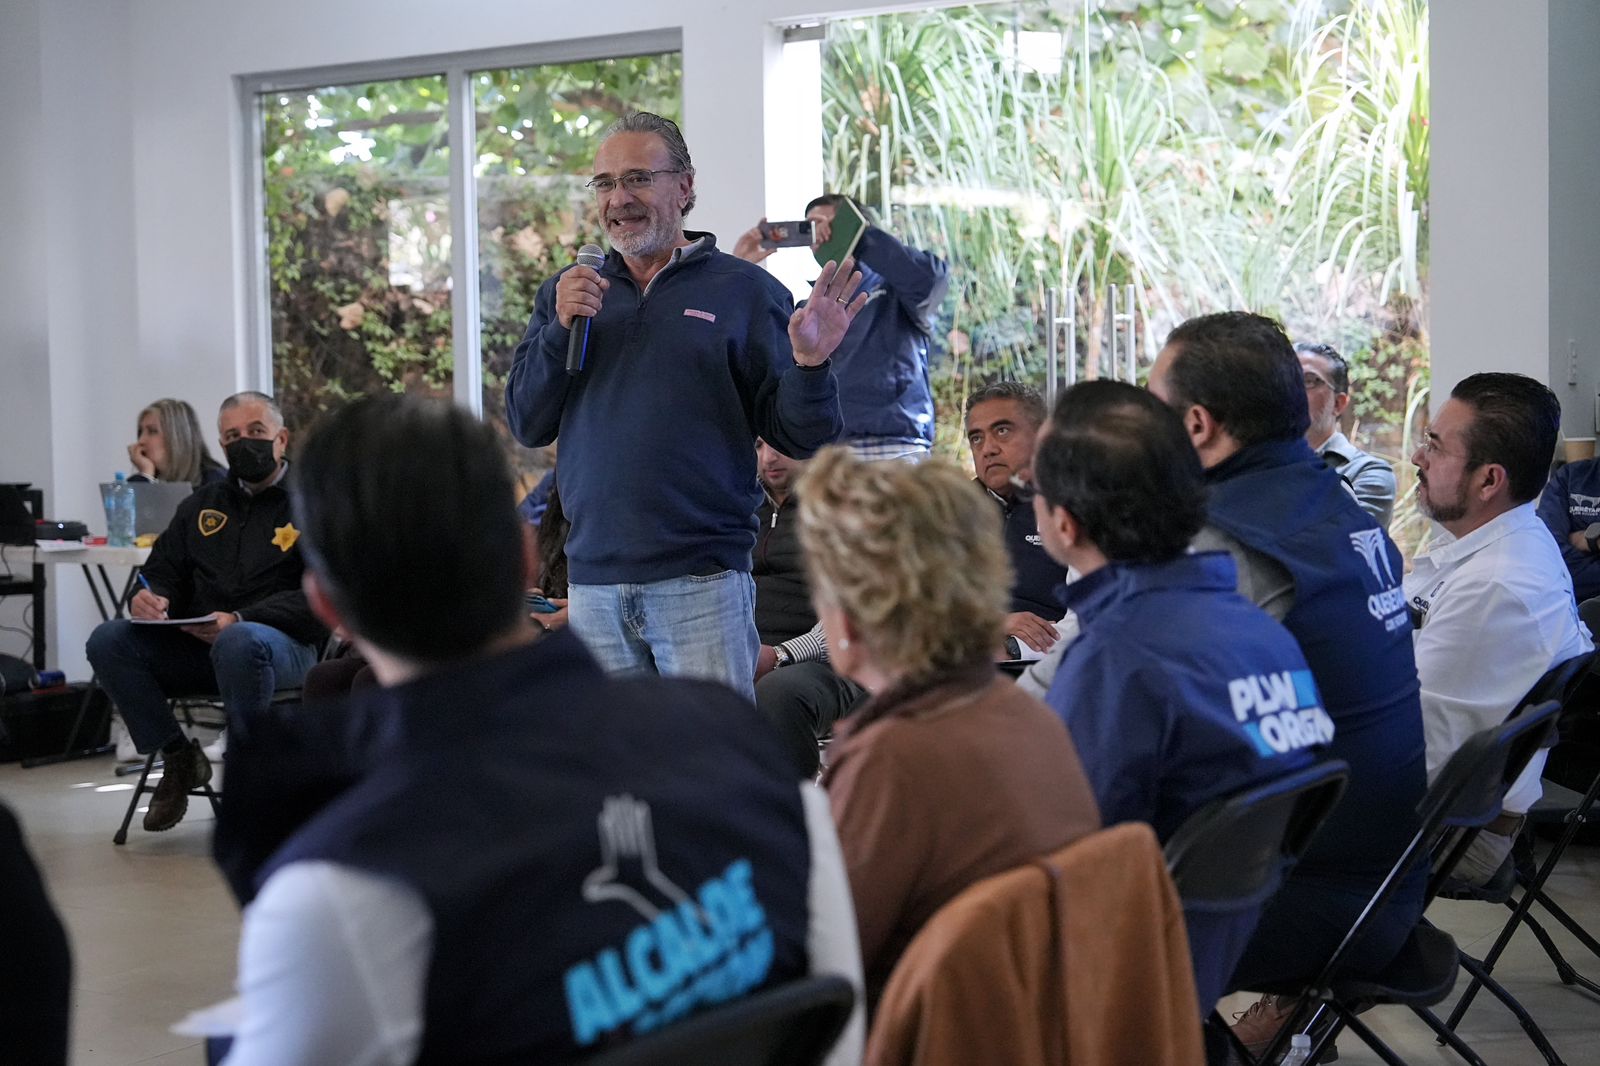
{"left": 1206, "top": 440, "right": 1427, "bottom": 899}
{"left": 1046, "top": 551, "right": 1329, "bottom": 1012}
{"left": 256, "top": 634, "right": 813, "bottom": 1064}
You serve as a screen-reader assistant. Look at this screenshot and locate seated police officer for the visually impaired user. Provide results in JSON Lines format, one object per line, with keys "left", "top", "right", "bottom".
{"left": 86, "top": 392, "right": 324, "bottom": 833}
{"left": 211, "top": 395, "right": 862, "bottom": 1065}
{"left": 1033, "top": 380, "right": 1329, "bottom": 1014}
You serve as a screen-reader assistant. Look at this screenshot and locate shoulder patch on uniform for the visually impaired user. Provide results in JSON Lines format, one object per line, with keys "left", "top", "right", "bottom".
{"left": 198, "top": 509, "right": 228, "bottom": 537}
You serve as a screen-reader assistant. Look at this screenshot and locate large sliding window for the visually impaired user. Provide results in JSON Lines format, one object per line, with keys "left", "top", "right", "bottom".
{"left": 245, "top": 35, "right": 681, "bottom": 485}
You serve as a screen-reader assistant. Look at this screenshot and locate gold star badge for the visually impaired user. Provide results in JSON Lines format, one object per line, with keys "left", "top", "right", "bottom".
{"left": 272, "top": 523, "right": 300, "bottom": 552}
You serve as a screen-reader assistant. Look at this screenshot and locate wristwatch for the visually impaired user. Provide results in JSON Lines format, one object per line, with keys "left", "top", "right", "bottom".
{"left": 1586, "top": 521, "right": 1600, "bottom": 554}
{"left": 772, "top": 644, "right": 793, "bottom": 669}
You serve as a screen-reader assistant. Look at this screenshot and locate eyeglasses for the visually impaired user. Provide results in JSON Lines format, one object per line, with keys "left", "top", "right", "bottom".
{"left": 584, "top": 169, "right": 682, "bottom": 194}
{"left": 1303, "top": 372, "right": 1336, "bottom": 392}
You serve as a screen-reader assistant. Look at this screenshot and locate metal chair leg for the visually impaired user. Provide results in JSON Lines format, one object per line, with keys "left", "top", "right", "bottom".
{"left": 1453, "top": 952, "right": 1566, "bottom": 1066}
{"left": 113, "top": 752, "right": 156, "bottom": 845}
{"left": 1331, "top": 1007, "right": 1410, "bottom": 1066}
{"left": 1412, "top": 1006, "right": 1490, "bottom": 1066}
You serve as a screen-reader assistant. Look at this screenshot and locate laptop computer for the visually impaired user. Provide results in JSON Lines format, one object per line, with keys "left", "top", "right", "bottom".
{"left": 98, "top": 481, "right": 196, "bottom": 537}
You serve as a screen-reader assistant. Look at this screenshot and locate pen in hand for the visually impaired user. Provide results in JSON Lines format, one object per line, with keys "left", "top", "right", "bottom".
{"left": 135, "top": 572, "right": 167, "bottom": 620}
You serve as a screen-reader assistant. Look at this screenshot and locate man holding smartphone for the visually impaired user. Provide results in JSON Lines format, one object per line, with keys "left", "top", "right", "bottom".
{"left": 736, "top": 194, "right": 949, "bottom": 462}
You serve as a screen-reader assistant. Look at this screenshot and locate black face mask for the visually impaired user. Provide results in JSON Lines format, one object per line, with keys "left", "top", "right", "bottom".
{"left": 225, "top": 437, "right": 279, "bottom": 483}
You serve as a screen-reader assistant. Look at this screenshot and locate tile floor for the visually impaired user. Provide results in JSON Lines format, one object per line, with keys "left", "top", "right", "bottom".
{"left": 4, "top": 754, "right": 1600, "bottom": 1064}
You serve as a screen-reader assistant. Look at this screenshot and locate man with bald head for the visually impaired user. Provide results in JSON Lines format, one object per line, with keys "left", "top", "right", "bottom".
{"left": 506, "top": 113, "right": 865, "bottom": 702}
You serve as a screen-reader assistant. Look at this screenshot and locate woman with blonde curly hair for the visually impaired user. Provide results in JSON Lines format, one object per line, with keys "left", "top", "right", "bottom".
{"left": 799, "top": 446, "right": 1101, "bottom": 999}
{"left": 127, "top": 398, "right": 225, "bottom": 487}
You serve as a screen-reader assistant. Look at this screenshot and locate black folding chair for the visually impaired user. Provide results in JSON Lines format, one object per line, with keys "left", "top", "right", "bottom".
{"left": 1164, "top": 760, "right": 1347, "bottom": 1066}
{"left": 1440, "top": 651, "right": 1600, "bottom": 1066}
{"left": 1165, "top": 759, "right": 1349, "bottom": 912}
{"left": 205, "top": 976, "right": 855, "bottom": 1066}
{"left": 1240, "top": 700, "right": 1563, "bottom": 1066}
{"left": 582, "top": 974, "right": 856, "bottom": 1066}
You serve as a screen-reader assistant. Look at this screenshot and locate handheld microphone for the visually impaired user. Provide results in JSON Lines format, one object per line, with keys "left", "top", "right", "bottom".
{"left": 566, "top": 244, "right": 607, "bottom": 376}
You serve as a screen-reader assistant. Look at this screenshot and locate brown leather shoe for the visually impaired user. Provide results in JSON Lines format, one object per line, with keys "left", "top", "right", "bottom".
{"left": 143, "top": 739, "right": 212, "bottom": 832}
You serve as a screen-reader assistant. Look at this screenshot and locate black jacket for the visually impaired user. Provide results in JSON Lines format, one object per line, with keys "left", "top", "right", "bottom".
{"left": 139, "top": 466, "right": 325, "bottom": 647}
{"left": 753, "top": 488, "right": 814, "bottom": 644}
{"left": 984, "top": 484, "right": 1070, "bottom": 620}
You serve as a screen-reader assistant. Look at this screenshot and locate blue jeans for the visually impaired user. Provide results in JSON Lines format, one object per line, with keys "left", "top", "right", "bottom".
{"left": 85, "top": 620, "right": 319, "bottom": 753}
{"left": 568, "top": 571, "right": 759, "bottom": 702}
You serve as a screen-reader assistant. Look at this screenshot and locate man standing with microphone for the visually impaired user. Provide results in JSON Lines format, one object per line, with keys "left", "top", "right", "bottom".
{"left": 506, "top": 113, "right": 866, "bottom": 701}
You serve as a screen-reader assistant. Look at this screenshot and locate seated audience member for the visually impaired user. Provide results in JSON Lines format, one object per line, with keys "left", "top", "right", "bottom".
{"left": 754, "top": 439, "right": 814, "bottom": 649}
{"left": 801, "top": 448, "right": 1100, "bottom": 1001}
{"left": 1149, "top": 313, "right": 1426, "bottom": 1044}
{"left": 0, "top": 803, "right": 71, "bottom": 1066}
{"left": 752, "top": 441, "right": 866, "bottom": 778}
{"left": 1298, "top": 342, "right": 1397, "bottom": 528}
{"left": 756, "top": 385, "right": 1071, "bottom": 777}
{"left": 1407, "top": 373, "right": 1594, "bottom": 887}
{"left": 735, "top": 194, "right": 948, "bottom": 462}
{"left": 214, "top": 395, "right": 862, "bottom": 1065}
{"left": 1537, "top": 453, "right": 1600, "bottom": 608}
{"left": 964, "top": 381, "right": 1072, "bottom": 657}
{"left": 127, "top": 397, "right": 227, "bottom": 487}
{"left": 1033, "top": 380, "right": 1330, "bottom": 1014}
{"left": 303, "top": 479, "right": 573, "bottom": 701}
{"left": 86, "top": 392, "right": 325, "bottom": 832}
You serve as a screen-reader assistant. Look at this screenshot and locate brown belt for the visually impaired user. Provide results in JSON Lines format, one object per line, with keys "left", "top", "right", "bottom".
{"left": 1485, "top": 812, "right": 1526, "bottom": 837}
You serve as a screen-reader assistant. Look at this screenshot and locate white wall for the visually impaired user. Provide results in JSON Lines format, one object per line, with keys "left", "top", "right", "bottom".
{"left": 1429, "top": 1, "right": 1550, "bottom": 405}
{"left": 1549, "top": 0, "right": 1600, "bottom": 441}
{"left": 0, "top": 0, "right": 49, "bottom": 664}
{"left": 1430, "top": 0, "right": 1600, "bottom": 436}
{"left": 1, "top": 0, "right": 139, "bottom": 679}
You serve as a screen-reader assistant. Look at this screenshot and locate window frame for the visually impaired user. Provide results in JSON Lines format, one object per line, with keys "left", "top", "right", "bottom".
{"left": 236, "top": 28, "right": 683, "bottom": 416}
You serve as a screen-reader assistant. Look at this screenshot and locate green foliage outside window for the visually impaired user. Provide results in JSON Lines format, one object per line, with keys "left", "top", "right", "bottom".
{"left": 260, "top": 56, "right": 682, "bottom": 470}
{"left": 820, "top": 0, "right": 1429, "bottom": 552}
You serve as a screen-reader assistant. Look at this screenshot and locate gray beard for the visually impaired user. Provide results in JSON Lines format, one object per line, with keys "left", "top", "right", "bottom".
{"left": 608, "top": 213, "right": 682, "bottom": 258}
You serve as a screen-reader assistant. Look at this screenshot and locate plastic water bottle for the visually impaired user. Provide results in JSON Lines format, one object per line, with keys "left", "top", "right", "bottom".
{"left": 106, "top": 472, "right": 136, "bottom": 547}
{"left": 1281, "top": 1033, "right": 1313, "bottom": 1065}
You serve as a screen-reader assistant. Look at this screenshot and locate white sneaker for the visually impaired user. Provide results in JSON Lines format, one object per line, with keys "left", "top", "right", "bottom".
{"left": 111, "top": 716, "right": 139, "bottom": 762}
{"left": 202, "top": 730, "right": 227, "bottom": 761}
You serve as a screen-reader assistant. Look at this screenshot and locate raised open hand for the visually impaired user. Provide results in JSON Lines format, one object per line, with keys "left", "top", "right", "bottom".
{"left": 788, "top": 256, "right": 868, "bottom": 367}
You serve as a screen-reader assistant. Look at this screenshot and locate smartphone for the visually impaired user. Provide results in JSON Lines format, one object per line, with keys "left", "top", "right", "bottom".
{"left": 526, "top": 593, "right": 560, "bottom": 615}
{"left": 759, "top": 220, "right": 814, "bottom": 249}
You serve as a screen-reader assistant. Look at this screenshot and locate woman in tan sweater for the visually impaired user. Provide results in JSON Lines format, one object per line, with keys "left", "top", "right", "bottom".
{"left": 797, "top": 448, "right": 1102, "bottom": 999}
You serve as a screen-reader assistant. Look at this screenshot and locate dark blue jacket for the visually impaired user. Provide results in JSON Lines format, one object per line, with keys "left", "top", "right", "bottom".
{"left": 984, "top": 484, "right": 1069, "bottom": 620}
{"left": 824, "top": 227, "right": 947, "bottom": 447}
{"left": 1045, "top": 552, "right": 1327, "bottom": 1012}
{"left": 505, "top": 234, "right": 842, "bottom": 585}
{"left": 248, "top": 634, "right": 813, "bottom": 1065}
{"left": 1537, "top": 458, "right": 1600, "bottom": 602}
{"left": 1205, "top": 439, "right": 1427, "bottom": 959}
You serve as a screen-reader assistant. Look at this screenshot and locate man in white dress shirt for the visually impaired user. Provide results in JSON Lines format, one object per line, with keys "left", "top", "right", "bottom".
{"left": 210, "top": 395, "right": 862, "bottom": 1066}
{"left": 1406, "top": 372, "right": 1593, "bottom": 886}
